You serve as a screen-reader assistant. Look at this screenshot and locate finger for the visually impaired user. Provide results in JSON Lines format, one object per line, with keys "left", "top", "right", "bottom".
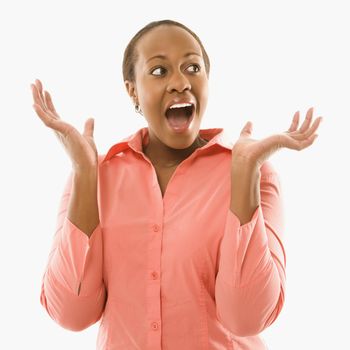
{"left": 288, "top": 116, "right": 323, "bottom": 141}
{"left": 32, "top": 103, "right": 68, "bottom": 134}
{"left": 31, "top": 83, "right": 47, "bottom": 112}
{"left": 83, "top": 118, "right": 94, "bottom": 138}
{"left": 299, "top": 107, "right": 313, "bottom": 133}
{"left": 35, "top": 79, "right": 43, "bottom": 92}
{"left": 240, "top": 121, "right": 253, "bottom": 137}
{"left": 44, "top": 90, "right": 59, "bottom": 118}
{"left": 287, "top": 111, "right": 300, "bottom": 132}
{"left": 32, "top": 103, "right": 54, "bottom": 126}
{"left": 302, "top": 116, "right": 323, "bottom": 139}
{"left": 31, "top": 89, "right": 58, "bottom": 120}
{"left": 35, "top": 79, "right": 48, "bottom": 110}
{"left": 31, "top": 84, "right": 43, "bottom": 106}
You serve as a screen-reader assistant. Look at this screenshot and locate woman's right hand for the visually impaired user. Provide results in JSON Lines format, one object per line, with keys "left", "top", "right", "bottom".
{"left": 31, "top": 79, "right": 98, "bottom": 172}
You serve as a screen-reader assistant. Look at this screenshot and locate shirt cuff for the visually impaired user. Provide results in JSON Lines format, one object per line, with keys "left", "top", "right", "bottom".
{"left": 48, "top": 217, "right": 102, "bottom": 296}
{"left": 218, "top": 205, "right": 270, "bottom": 288}
{"left": 228, "top": 204, "right": 261, "bottom": 229}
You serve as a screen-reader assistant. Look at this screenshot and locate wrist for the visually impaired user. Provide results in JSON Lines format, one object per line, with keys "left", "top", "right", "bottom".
{"left": 72, "top": 171, "right": 98, "bottom": 188}
{"left": 73, "top": 165, "right": 98, "bottom": 177}
{"left": 231, "top": 160, "right": 260, "bottom": 178}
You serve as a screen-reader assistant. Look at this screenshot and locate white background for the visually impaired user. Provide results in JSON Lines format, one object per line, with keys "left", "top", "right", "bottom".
{"left": 1, "top": 0, "right": 349, "bottom": 349}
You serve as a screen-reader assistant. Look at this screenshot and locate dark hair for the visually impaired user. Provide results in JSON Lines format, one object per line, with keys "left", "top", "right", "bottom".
{"left": 122, "top": 19, "right": 210, "bottom": 83}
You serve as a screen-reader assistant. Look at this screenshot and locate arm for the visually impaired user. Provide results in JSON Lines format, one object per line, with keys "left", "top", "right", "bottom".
{"left": 215, "top": 161, "right": 286, "bottom": 337}
{"left": 40, "top": 169, "right": 106, "bottom": 331}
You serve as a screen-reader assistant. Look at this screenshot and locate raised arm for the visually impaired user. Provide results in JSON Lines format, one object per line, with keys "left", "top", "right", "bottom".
{"left": 31, "top": 79, "right": 106, "bottom": 330}
{"left": 215, "top": 107, "right": 322, "bottom": 336}
{"left": 215, "top": 163, "right": 286, "bottom": 337}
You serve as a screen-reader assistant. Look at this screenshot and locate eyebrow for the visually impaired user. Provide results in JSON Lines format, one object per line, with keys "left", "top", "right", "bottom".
{"left": 146, "top": 52, "right": 202, "bottom": 63}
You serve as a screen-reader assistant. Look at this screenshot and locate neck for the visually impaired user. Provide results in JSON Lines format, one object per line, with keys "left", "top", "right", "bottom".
{"left": 143, "top": 132, "right": 208, "bottom": 168}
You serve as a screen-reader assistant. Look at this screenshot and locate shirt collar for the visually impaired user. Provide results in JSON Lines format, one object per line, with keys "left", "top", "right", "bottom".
{"left": 102, "top": 127, "right": 233, "bottom": 164}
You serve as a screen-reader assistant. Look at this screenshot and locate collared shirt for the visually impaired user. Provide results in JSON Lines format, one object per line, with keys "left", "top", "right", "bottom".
{"left": 40, "top": 127, "right": 286, "bottom": 350}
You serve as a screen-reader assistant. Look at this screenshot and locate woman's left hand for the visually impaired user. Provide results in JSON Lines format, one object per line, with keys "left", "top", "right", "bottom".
{"left": 231, "top": 107, "right": 323, "bottom": 169}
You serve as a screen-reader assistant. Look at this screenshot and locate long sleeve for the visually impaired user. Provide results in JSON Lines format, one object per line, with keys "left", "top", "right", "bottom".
{"left": 215, "top": 167, "right": 286, "bottom": 337}
{"left": 40, "top": 171, "right": 106, "bottom": 331}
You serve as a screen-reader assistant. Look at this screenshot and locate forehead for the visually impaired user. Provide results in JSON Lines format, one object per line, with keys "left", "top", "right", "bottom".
{"left": 136, "top": 25, "right": 202, "bottom": 63}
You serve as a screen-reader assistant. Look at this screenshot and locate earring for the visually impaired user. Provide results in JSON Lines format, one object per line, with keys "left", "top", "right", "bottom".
{"left": 135, "top": 104, "right": 143, "bottom": 115}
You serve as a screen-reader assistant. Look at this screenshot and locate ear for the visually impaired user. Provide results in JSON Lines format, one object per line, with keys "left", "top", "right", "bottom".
{"left": 124, "top": 80, "right": 138, "bottom": 105}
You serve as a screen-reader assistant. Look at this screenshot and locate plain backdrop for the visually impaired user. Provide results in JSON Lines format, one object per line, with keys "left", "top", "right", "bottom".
{"left": 1, "top": 0, "right": 349, "bottom": 349}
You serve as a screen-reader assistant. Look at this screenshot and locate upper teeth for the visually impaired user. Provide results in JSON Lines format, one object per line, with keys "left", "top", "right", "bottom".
{"left": 169, "top": 103, "right": 192, "bottom": 109}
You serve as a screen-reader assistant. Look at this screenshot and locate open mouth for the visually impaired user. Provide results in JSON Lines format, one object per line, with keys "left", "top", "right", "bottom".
{"left": 165, "top": 104, "right": 195, "bottom": 132}
{"left": 165, "top": 104, "right": 194, "bottom": 119}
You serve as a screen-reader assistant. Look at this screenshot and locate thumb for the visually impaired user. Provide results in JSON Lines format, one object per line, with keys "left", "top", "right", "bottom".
{"left": 83, "top": 117, "right": 94, "bottom": 138}
{"left": 240, "top": 121, "right": 253, "bottom": 137}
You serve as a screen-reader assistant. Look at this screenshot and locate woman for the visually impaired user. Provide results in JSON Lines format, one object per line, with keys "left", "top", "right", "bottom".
{"left": 32, "top": 19, "right": 322, "bottom": 350}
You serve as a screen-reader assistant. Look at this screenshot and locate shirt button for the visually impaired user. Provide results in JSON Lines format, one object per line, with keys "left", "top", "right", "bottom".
{"left": 151, "top": 322, "right": 159, "bottom": 330}
{"left": 151, "top": 271, "right": 158, "bottom": 280}
{"left": 153, "top": 224, "right": 160, "bottom": 232}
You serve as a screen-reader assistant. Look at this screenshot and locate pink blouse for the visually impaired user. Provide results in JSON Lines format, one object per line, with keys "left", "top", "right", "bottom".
{"left": 40, "top": 127, "right": 286, "bottom": 349}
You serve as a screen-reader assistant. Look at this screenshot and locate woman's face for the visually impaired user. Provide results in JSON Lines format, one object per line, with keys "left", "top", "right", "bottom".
{"left": 125, "top": 25, "right": 209, "bottom": 150}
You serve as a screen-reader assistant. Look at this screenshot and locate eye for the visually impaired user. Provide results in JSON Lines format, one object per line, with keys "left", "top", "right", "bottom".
{"left": 150, "top": 64, "right": 201, "bottom": 77}
{"left": 187, "top": 64, "right": 201, "bottom": 73}
{"left": 150, "top": 66, "right": 166, "bottom": 76}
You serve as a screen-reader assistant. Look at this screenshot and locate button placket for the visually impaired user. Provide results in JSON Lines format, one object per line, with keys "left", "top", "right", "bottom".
{"left": 152, "top": 224, "right": 160, "bottom": 232}
{"left": 151, "top": 271, "right": 158, "bottom": 280}
{"left": 151, "top": 321, "right": 159, "bottom": 330}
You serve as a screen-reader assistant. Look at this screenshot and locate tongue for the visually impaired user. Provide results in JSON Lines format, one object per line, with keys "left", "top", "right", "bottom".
{"left": 166, "top": 108, "right": 189, "bottom": 127}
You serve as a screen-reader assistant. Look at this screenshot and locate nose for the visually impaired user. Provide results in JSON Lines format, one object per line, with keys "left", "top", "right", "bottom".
{"left": 166, "top": 70, "right": 191, "bottom": 93}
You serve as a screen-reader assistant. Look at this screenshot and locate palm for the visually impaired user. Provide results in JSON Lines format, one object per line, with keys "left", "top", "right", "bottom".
{"left": 31, "top": 79, "right": 98, "bottom": 170}
{"left": 232, "top": 107, "right": 323, "bottom": 168}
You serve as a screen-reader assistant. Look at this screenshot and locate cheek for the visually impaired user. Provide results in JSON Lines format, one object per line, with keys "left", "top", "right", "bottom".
{"left": 197, "top": 81, "right": 209, "bottom": 111}
{"left": 202, "top": 84, "right": 209, "bottom": 101}
{"left": 140, "top": 81, "right": 163, "bottom": 105}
